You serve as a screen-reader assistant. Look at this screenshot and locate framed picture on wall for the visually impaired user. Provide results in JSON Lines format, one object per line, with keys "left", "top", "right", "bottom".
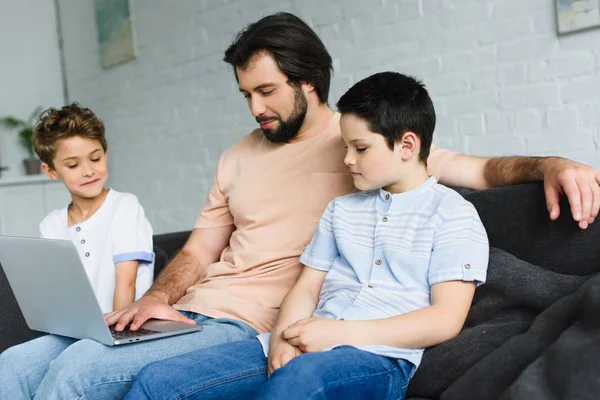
{"left": 93, "top": 0, "right": 138, "bottom": 68}
{"left": 556, "top": 0, "right": 600, "bottom": 34}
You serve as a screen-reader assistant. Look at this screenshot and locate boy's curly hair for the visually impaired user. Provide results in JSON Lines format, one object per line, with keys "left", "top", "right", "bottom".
{"left": 33, "top": 103, "right": 107, "bottom": 168}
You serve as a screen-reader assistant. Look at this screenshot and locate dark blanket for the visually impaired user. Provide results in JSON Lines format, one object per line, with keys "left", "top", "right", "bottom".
{"left": 407, "top": 184, "right": 600, "bottom": 400}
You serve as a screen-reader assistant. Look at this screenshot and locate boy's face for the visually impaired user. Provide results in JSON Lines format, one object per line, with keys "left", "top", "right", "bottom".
{"left": 340, "top": 113, "right": 405, "bottom": 191}
{"left": 237, "top": 53, "right": 309, "bottom": 143}
{"left": 42, "top": 136, "right": 108, "bottom": 199}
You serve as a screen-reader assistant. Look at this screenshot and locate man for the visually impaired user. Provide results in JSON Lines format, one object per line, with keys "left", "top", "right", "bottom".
{"left": 1, "top": 12, "right": 598, "bottom": 400}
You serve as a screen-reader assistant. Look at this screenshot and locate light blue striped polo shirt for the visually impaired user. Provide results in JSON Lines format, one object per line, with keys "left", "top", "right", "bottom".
{"left": 258, "top": 176, "right": 489, "bottom": 368}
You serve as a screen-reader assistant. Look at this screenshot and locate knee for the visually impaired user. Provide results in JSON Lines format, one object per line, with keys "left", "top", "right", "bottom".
{"left": 271, "top": 354, "right": 322, "bottom": 383}
{"left": 45, "top": 339, "right": 104, "bottom": 382}
{"left": 128, "top": 361, "right": 171, "bottom": 400}
{"left": 0, "top": 343, "right": 32, "bottom": 376}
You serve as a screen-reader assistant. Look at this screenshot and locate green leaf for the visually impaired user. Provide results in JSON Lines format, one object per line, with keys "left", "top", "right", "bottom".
{"left": 0, "top": 116, "right": 27, "bottom": 130}
{"left": 18, "top": 128, "right": 34, "bottom": 158}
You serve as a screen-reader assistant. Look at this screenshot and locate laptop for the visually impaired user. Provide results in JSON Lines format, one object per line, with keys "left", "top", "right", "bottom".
{"left": 0, "top": 236, "right": 202, "bottom": 346}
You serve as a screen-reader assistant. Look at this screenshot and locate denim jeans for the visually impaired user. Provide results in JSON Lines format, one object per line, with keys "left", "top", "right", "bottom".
{"left": 0, "top": 312, "right": 257, "bottom": 399}
{"left": 126, "top": 339, "right": 415, "bottom": 400}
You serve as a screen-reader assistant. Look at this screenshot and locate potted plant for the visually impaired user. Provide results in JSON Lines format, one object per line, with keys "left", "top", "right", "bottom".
{"left": 0, "top": 107, "right": 43, "bottom": 175}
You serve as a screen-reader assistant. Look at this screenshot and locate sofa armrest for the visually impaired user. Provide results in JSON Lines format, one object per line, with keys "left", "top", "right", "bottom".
{"left": 0, "top": 262, "right": 43, "bottom": 352}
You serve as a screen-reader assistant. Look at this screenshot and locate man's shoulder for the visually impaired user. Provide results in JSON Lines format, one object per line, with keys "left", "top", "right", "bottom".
{"left": 222, "top": 129, "right": 264, "bottom": 156}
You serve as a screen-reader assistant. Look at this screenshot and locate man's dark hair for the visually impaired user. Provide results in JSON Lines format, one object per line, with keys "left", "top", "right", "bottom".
{"left": 336, "top": 72, "right": 436, "bottom": 163}
{"left": 224, "top": 12, "right": 333, "bottom": 104}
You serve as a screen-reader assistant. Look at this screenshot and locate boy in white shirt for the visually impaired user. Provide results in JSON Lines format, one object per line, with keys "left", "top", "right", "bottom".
{"left": 33, "top": 103, "right": 154, "bottom": 313}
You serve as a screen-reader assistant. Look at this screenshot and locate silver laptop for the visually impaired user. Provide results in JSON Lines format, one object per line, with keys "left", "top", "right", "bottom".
{"left": 0, "top": 236, "right": 202, "bottom": 346}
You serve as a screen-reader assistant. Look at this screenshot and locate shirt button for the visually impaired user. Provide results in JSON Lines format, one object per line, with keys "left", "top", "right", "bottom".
{"left": 76, "top": 227, "right": 81, "bottom": 232}
{"left": 381, "top": 217, "right": 388, "bottom": 222}
{"left": 465, "top": 263, "right": 471, "bottom": 269}
{"left": 375, "top": 259, "right": 382, "bottom": 265}
{"left": 368, "top": 284, "right": 374, "bottom": 288}
{"left": 80, "top": 239, "right": 86, "bottom": 244}
{"left": 85, "top": 252, "right": 90, "bottom": 257}
{"left": 385, "top": 194, "right": 390, "bottom": 200}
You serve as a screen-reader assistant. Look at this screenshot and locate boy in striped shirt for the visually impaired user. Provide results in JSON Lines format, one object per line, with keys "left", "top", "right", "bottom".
{"left": 128, "top": 72, "right": 489, "bottom": 400}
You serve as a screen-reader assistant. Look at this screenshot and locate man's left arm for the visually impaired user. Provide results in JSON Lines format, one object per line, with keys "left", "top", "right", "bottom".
{"left": 433, "top": 151, "right": 600, "bottom": 229}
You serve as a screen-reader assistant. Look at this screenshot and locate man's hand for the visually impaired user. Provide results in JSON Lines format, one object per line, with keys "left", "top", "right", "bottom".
{"left": 281, "top": 317, "right": 349, "bottom": 353}
{"left": 104, "top": 292, "right": 195, "bottom": 331}
{"left": 267, "top": 337, "right": 303, "bottom": 378}
{"left": 541, "top": 157, "right": 600, "bottom": 229}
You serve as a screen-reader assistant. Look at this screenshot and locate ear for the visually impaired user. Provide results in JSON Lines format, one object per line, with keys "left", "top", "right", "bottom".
{"left": 301, "top": 80, "right": 315, "bottom": 95}
{"left": 42, "top": 163, "right": 59, "bottom": 181}
{"left": 399, "top": 132, "right": 420, "bottom": 161}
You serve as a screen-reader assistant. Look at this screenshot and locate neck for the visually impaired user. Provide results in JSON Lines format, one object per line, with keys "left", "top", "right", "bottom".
{"left": 288, "top": 102, "right": 334, "bottom": 143}
{"left": 69, "top": 188, "right": 109, "bottom": 223}
{"left": 384, "top": 165, "right": 430, "bottom": 194}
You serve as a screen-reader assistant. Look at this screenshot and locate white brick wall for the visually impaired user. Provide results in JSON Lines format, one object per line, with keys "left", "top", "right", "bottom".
{"left": 57, "top": 0, "right": 600, "bottom": 234}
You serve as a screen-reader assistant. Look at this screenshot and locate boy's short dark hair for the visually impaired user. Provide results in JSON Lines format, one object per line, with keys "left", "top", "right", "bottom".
{"left": 224, "top": 12, "right": 333, "bottom": 104}
{"left": 336, "top": 72, "right": 435, "bottom": 163}
{"left": 33, "top": 103, "right": 107, "bottom": 168}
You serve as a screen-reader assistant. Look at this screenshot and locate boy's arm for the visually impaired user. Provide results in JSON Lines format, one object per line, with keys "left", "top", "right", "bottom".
{"left": 345, "top": 280, "right": 476, "bottom": 349}
{"left": 113, "top": 260, "right": 139, "bottom": 311}
{"left": 268, "top": 266, "right": 327, "bottom": 376}
{"left": 105, "top": 225, "right": 234, "bottom": 330}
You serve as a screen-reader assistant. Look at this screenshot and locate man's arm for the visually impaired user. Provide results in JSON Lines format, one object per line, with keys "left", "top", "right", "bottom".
{"left": 105, "top": 225, "right": 234, "bottom": 331}
{"left": 437, "top": 153, "right": 600, "bottom": 229}
{"left": 268, "top": 266, "right": 327, "bottom": 376}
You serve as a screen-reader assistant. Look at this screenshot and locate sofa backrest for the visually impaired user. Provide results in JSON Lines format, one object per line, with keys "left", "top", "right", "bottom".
{"left": 462, "top": 183, "right": 599, "bottom": 276}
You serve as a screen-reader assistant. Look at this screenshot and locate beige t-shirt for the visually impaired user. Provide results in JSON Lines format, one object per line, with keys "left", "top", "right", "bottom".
{"left": 174, "top": 113, "right": 457, "bottom": 333}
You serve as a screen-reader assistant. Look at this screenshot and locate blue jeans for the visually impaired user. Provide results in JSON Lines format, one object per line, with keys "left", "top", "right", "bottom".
{"left": 0, "top": 312, "right": 257, "bottom": 399}
{"left": 126, "top": 339, "right": 415, "bottom": 400}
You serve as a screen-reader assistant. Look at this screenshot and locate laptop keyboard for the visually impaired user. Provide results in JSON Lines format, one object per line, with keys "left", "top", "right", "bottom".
{"left": 109, "top": 325, "right": 161, "bottom": 340}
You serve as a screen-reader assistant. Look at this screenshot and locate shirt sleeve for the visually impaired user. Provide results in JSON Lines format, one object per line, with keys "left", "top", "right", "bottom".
{"left": 195, "top": 153, "right": 234, "bottom": 229}
{"left": 427, "top": 144, "right": 458, "bottom": 181}
{"left": 428, "top": 201, "right": 489, "bottom": 286}
{"left": 112, "top": 195, "right": 154, "bottom": 264}
{"left": 299, "top": 200, "right": 339, "bottom": 271}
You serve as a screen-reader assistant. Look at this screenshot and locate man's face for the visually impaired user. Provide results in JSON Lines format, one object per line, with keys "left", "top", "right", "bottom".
{"left": 237, "top": 53, "right": 307, "bottom": 143}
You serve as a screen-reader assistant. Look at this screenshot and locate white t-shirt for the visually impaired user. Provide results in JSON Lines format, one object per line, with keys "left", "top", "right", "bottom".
{"left": 39, "top": 189, "right": 154, "bottom": 314}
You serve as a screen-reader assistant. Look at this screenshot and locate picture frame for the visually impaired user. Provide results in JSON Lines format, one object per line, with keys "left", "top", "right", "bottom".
{"left": 556, "top": 0, "right": 600, "bottom": 34}
{"left": 93, "top": 0, "right": 138, "bottom": 68}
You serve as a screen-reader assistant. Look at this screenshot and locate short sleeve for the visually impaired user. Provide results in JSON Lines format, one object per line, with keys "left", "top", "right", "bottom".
{"left": 428, "top": 201, "right": 489, "bottom": 286}
{"left": 427, "top": 144, "right": 458, "bottom": 180}
{"left": 195, "top": 154, "right": 234, "bottom": 229}
{"left": 112, "top": 196, "right": 154, "bottom": 264}
{"left": 299, "top": 200, "right": 339, "bottom": 271}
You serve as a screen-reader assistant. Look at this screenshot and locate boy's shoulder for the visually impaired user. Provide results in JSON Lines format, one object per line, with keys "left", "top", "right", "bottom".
{"left": 108, "top": 190, "right": 143, "bottom": 212}
{"left": 40, "top": 207, "right": 66, "bottom": 229}
{"left": 429, "top": 182, "right": 479, "bottom": 219}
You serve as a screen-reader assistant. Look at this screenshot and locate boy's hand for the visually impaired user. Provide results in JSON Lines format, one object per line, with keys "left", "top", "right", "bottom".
{"left": 267, "top": 337, "right": 303, "bottom": 378}
{"left": 104, "top": 292, "right": 195, "bottom": 331}
{"left": 282, "top": 317, "right": 350, "bottom": 353}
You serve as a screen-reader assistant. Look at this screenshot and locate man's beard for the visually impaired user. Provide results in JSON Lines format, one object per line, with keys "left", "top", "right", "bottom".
{"left": 257, "top": 86, "right": 308, "bottom": 144}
